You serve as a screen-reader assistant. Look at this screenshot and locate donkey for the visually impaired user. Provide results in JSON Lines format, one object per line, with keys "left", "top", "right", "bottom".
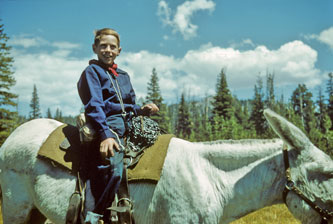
{"left": 0, "top": 109, "right": 332, "bottom": 224}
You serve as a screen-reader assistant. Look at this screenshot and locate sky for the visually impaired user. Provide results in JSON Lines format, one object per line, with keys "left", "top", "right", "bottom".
{"left": 1, "top": 0, "right": 333, "bottom": 116}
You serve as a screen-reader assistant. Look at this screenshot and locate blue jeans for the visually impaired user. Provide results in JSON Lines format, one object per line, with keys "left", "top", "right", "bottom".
{"left": 91, "top": 150, "right": 124, "bottom": 215}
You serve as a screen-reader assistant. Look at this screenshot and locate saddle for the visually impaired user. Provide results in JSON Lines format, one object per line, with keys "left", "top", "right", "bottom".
{"left": 38, "top": 118, "right": 173, "bottom": 224}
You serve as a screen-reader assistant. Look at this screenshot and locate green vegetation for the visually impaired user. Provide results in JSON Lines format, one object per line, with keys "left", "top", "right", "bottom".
{"left": 166, "top": 69, "right": 333, "bottom": 158}
{"left": 29, "top": 84, "right": 42, "bottom": 119}
{"left": 0, "top": 23, "right": 18, "bottom": 146}
{"left": 145, "top": 68, "right": 171, "bottom": 133}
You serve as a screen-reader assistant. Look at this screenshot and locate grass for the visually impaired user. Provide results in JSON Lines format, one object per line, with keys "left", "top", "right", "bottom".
{"left": 0, "top": 203, "right": 300, "bottom": 224}
{"left": 231, "top": 204, "right": 301, "bottom": 224}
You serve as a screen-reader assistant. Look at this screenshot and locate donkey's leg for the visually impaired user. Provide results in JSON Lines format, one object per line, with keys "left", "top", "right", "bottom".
{"left": 1, "top": 170, "right": 34, "bottom": 224}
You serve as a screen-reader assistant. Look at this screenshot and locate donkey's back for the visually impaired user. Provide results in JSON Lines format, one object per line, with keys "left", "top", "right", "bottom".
{"left": 0, "top": 119, "right": 62, "bottom": 171}
{"left": 0, "top": 119, "right": 74, "bottom": 224}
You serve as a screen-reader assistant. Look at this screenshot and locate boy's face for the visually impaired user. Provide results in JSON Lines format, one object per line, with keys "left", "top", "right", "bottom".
{"left": 93, "top": 35, "right": 121, "bottom": 66}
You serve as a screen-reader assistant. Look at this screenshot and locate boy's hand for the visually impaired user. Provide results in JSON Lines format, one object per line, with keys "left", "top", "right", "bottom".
{"left": 141, "top": 103, "right": 159, "bottom": 115}
{"left": 100, "top": 137, "right": 119, "bottom": 161}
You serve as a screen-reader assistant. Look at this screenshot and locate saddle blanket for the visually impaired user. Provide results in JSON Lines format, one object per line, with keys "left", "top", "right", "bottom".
{"left": 128, "top": 133, "right": 173, "bottom": 182}
{"left": 37, "top": 124, "right": 174, "bottom": 182}
{"left": 38, "top": 124, "right": 81, "bottom": 172}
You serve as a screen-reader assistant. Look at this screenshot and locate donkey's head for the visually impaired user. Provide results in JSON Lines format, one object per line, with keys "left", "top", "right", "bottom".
{"left": 264, "top": 109, "right": 333, "bottom": 224}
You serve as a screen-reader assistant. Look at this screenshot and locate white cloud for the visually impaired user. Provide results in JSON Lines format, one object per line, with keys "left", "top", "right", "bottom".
{"left": 157, "top": 0, "right": 216, "bottom": 40}
{"left": 10, "top": 45, "right": 87, "bottom": 116}
{"left": 9, "top": 35, "right": 48, "bottom": 48}
{"left": 304, "top": 26, "right": 333, "bottom": 49}
{"left": 52, "top": 41, "right": 80, "bottom": 49}
{"left": 118, "top": 40, "right": 322, "bottom": 103}
{"left": 9, "top": 35, "right": 80, "bottom": 50}
{"left": 117, "top": 51, "right": 180, "bottom": 100}
{"left": 229, "top": 39, "right": 256, "bottom": 48}
{"left": 317, "top": 27, "right": 333, "bottom": 49}
{"left": 11, "top": 35, "right": 324, "bottom": 116}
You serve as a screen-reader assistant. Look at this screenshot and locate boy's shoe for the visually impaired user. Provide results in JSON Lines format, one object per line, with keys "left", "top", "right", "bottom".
{"left": 85, "top": 211, "right": 103, "bottom": 224}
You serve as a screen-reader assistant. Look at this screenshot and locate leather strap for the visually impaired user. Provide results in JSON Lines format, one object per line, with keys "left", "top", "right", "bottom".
{"left": 282, "top": 144, "right": 332, "bottom": 223}
{"left": 117, "top": 165, "right": 133, "bottom": 224}
{"left": 108, "top": 164, "right": 134, "bottom": 224}
{"left": 65, "top": 172, "right": 84, "bottom": 224}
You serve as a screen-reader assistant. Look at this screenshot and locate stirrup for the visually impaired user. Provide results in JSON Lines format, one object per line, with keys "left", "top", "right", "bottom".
{"left": 107, "top": 198, "right": 132, "bottom": 213}
{"left": 118, "top": 198, "right": 133, "bottom": 208}
{"left": 108, "top": 198, "right": 133, "bottom": 224}
{"left": 66, "top": 191, "right": 82, "bottom": 224}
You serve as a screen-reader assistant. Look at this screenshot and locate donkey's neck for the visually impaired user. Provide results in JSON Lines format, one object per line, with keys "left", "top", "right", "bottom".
{"left": 197, "top": 139, "right": 286, "bottom": 223}
{"left": 224, "top": 150, "right": 286, "bottom": 222}
{"left": 200, "top": 139, "right": 283, "bottom": 171}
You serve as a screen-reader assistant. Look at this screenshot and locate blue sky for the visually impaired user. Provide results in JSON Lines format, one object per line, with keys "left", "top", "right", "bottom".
{"left": 1, "top": 0, "right": 333, "bottom": 116}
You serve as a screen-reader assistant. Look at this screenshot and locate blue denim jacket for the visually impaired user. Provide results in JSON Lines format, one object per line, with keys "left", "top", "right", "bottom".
{"left": 77, "top": 63, "right": 142, "bottom": 141}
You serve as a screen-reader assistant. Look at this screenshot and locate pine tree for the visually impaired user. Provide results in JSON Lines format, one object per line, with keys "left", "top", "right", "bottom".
{"left": 284, "top": 103, "right": 305, "bottom": 132}
{"left": 233, "top": 97, "right": 247, "bottom": 127}
{"left": 212, "top": 69, "right": 233, "bottom": 120}
{"left": 210, "top": 69, "right": 234, "bottom": 139}
{"left": 46, "top": 107, "right": 52, "bottom": 119}
{"left": 265, "top": 72, "right": 277, "bottom": 111}
{"left": 189, "top": 99, "right": 209, "bottom": 141}
{"left": 291, "top": 84, "right": 315, "bottom": 134}
{"left": 327, "top": 72, "right": 333, "bottom": 130}
{"left": 145, "top": 68, "right": 170, "bottom": 133}
{"left": 0, "top": 23, "right": 18, "bottom": 145}
{"left": 176, "top": 93, "right": 191, "bottom": 139}
{"left": 233, "top": 98, "right": 255, "bottom": 138}
{"left": 276, "top": 93, "right": 287, "bottom": 116}
{"left": 29, "top": 84, "right": 41, "bottom": 119}
{"left": 316, "top": 87, "right": 330, "bottom": 134}
{"left": 189, "top": 100, "right": 199, "bottom": 141}
{"left": 54, "top": 108, "right": 63, "bottom": 122}
{"left": 201, "top": 95, "right": 213, "bottom": 141}
{"left": 250, "top": 76, "right": 267, "bottom": 137}
{"left": 166, "top": 103, "right": 178, "bottom": 134}
{"left": 145, "top": 68, "right": 163, "bottom": 107}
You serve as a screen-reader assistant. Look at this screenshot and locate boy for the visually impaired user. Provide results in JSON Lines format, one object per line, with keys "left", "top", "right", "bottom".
{"left": 77, "top": 28, "right": 158, "bottom": 223}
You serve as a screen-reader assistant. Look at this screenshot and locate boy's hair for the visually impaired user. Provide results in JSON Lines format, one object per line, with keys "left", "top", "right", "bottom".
{"left": 94, "top": 28, "right": 120, "bottom": 46}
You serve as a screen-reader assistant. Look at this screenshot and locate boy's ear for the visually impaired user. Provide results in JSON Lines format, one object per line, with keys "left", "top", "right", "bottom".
{"left": 118, "top": 47, "right": 122, "bottom": 55}
{"left": 92, "top": 44, "right": 97, "bottom": 54}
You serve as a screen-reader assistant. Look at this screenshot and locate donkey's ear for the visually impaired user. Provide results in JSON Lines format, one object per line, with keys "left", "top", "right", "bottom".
{"left": 264, "top": 109, "right": 312, "bottom": 150}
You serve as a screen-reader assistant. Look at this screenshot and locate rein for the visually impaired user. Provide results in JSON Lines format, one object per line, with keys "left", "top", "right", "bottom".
{"left": 282, "top": 144, "right": 333, "bottom": 224}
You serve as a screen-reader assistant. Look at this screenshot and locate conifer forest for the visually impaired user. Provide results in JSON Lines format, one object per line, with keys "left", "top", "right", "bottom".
{"left": 1, "top": 24, "right": 333, "bottom": 159}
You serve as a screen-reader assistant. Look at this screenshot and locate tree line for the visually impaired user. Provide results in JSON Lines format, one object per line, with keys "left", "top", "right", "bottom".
{"left": 145, "top": 68, "right": 333, "bottom": 158}
{"left": 1, "top": 23, "right": 332, "bottom": 159}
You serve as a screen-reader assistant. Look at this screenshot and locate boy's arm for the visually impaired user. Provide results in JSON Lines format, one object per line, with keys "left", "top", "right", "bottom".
{"left": 77, "top": 67, "right": 116, "bottom": 141}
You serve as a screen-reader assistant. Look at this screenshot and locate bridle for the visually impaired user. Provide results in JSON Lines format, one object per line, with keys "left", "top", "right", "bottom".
{"left": 282, "top": 144, "right": 333, "bottom": 224}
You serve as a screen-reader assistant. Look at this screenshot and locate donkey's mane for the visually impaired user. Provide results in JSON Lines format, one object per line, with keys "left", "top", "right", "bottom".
{"left": 199, "top": 138, "right": 281, "bottom": 145}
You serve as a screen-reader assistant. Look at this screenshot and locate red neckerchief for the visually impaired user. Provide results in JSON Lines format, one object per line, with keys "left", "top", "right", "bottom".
{"left": 108, "top": 63, "right": 118, "bottom": 77}
{"left": 89, "top": 59, "right": 119, "bottom": 77}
